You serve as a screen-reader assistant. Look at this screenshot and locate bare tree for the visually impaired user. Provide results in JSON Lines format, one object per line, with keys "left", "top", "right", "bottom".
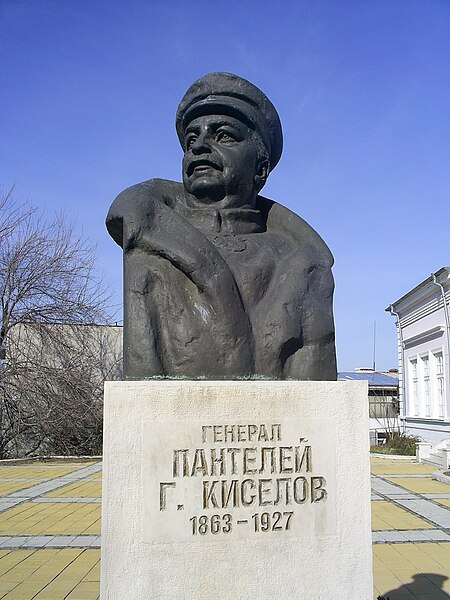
{"left": 0, "top": 187, "right": 122, "bottom": 458}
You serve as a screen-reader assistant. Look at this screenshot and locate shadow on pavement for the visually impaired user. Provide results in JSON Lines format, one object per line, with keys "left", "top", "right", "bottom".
{"left": 378, "top": 573, "right": 450, "bottom": 599}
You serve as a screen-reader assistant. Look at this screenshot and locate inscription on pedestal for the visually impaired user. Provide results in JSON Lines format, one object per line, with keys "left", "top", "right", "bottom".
{"left": 143, "top": 419, "right": 336, "bottom": 543}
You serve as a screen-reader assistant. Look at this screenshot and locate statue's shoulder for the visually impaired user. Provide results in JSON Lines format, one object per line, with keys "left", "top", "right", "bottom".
{"left": 106, "top": 179, "right": 183, "bottom": 246}
{"left": 257, "top": 195, "right": 334, "bottom": 267}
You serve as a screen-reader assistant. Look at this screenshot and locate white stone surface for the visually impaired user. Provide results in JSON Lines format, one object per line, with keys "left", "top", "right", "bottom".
{"left": 101, "top": 380, "right": 372, "bottom": 600}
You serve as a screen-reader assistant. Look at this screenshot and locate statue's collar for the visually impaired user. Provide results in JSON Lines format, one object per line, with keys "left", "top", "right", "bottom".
{"left": 177, "top": 202, "right": 265, "bottom": 234}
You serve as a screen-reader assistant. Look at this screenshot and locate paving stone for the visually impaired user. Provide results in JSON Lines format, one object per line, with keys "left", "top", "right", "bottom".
{"left": 399, "top": 530, "right": 435, "bottom": 541}
{"left": 423, "top": 494, "right": 450, "bottom": 499}
{"left": 422, "top": 530, "right": 450, "bottom": 541}
{"left": 33, "top": 497, "right": 101, "bottom": 503}
{"left": 0, "top": 536, "right": 13, "bottom": 546}
{"left": 6, "top": 463, "right": 102, "bottom": 500}
{"left": 45, "top": 535, "right": 77, "bottom": 546}
{"left": 0, "top": 457, "right": 446, "bottom": 597}
{"left": 386, "top": 474, "right": 431, "bottom": 479}
{"left": 388, "top": 494, "right": 417, "bottom": 500}
{"left": 0, "top": 478, "right": 43, "bottom": 482}
{"left": 0, "top": 534, "right": 101, "bottom": 548}
{"left": 3, "top": 536, "right": 28, "bottom": 547}
{"left": 32, "top": 535, "right": 56, "bottom": 547}
{"left": 379, "top": 531, "right": 409, "bottom": 542}
{"left": 395, "top": 498, "right": 450, "bottom": 529}
{"left": 371, "top": 477, "right": 411, "bottom": 496}
{"left": 0, "top": 498, "right": 24, "bottom": 513}
{"left": 68, "top": 535, "right": 101, "bottom": 548}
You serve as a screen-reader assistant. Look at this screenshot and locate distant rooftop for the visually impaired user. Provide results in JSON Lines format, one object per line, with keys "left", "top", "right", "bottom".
{"left": 338, "top": 372, "right": 399, "bottom": 387}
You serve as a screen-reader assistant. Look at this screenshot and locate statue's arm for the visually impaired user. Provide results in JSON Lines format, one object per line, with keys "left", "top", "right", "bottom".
{"left": 107, "top": 179, "right": 238, "bottom": 296}
{"left": 282, "top": 259, "right": 337, "bottom": 380}
{"left": 107, "top": 180, "right": 255, "bottom": 377}
{"left": 106, "top": 179, "right": 178, "bottom": 248}
{"left": 253, "top": 245, "right": 336, "bottom": 381}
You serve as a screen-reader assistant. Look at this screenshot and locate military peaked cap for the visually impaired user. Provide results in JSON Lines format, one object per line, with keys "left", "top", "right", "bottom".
{"left": 176, "top": 72, "right": 283, "bottom": 171}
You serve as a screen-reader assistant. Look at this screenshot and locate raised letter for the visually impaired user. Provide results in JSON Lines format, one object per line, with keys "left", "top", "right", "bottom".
{"left": 221, "top": 479, "right": 239, "bottom": 508}
{"left": 213, "top": 425, "right": 223, "bottom": 443}
{"left": 295, "top": 445, "right": 312, "bottom": 473}
{"left": 160, "top": 482, "right": 176, "bottom": 510}
{"left": 258, "top": 425, "right": 269, "bottom": 442}
{"left": 224, "top": 424, "right": 235, "bottom": 443}
{"left": 191, "top": 449, "right": 209, "bottom": 477}
{"left": 259, "top": 447, "right": 276, "bottom": 474}
{"left": 241, "top": 479, "right": 256, "bottom": 506}
{"left": 274, "top": 477, "right": 292, "bottom": 506}
{"left": 202, "top": 426, "right": 212, "bottom": 443}
{"left": 203, "top": 480, "right": 219, "bottom": 508}
{"left": 238, "top": 424, "right": 247, "bottom": 442}
{"left": 258, "top": 478, "right": 273, "bottom": 506}
{"left": 243, "top": 447, "right": 257, "bottom": 474}
{"left": 271, "top": 424, "right": 282, "bottom": 442}
{"left": 173, "top": 449, "right": 189, "bottom": 477}
{"left": 279, "top": 446, "right": 293, "bottom": 473}
{"left": 293, "top": 476, "right": 308, "bottom": 504}
{"left": 311, "top": 477, "right": 327, "bottom": 502}
{"left": 211, "top": 448, "right": 226, "bottom": 476}
{"left": 248, "top": 424, "right": 258, "bottom": 441}
{"left": 227, "top": 448, "right": 241, "bottom": 475}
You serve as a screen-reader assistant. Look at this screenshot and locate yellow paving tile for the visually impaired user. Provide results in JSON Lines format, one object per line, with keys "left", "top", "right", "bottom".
{"left": 371, "top": 462, "right": 437, "bottom": 476}
{"left": 0, "top": 549, "right": 38, "bottom": 578}
{"left": 45, "top": 481, "right": 102, "bottom": 499}
{"left": 0, "top": 549, "right": 61, "bottom": 597}
{"left": 0, "top": 481, "right": 38, "bottom": 496}
{"left": 33, "top": 550, "right": 99, "bottom": 599}
{"left": 26, "top": 462, "right": 96, "bottom": 467}
{"left": 373, "top": 543, "right": 450, "bottom": 599}
{"left": 384, "top": 477, "right": 450, "bottom": 494}
{"left": 434, "top": 498, "right": 450, "bottom": 508}
{"left": 0, "top": 467, "right": 80, "bottom": 481}
{"left": 1, "top": 545, "right": 449, "bottom": 599}
{"left": 0, "top": 548, "right": 90, "bottom": 599}
{"left": 0, "top": 503, "right": 101, "bottom": 536}
{"left": 2, "top": 457, "right": 448, "bottom": 599}
{"left": 371, "top": 457, "right": 415, "bottom": 464}
{"left": 371, "top": 500, "right": 433, "bottom": 530}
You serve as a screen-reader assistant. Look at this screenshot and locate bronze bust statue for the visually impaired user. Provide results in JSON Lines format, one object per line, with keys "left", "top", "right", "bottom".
{"left": 106, "top": 73, "right": 337, "bottom": 380}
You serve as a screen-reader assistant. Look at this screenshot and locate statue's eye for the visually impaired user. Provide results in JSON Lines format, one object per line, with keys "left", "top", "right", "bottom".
{"left": 216, "top": 130, "right": 235, "bottom": 143}
{"left": 186, "top": 135, "right": 197, "bottom": 148}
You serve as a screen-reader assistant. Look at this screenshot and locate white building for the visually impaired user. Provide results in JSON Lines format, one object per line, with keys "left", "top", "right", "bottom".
{"left": 387, "top": 267, "right": 450, "bottom": 442}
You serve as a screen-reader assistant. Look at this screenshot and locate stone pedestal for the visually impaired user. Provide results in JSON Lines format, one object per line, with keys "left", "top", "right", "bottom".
{"left": 101, "top": 380, "right": 372, "bottom": 600}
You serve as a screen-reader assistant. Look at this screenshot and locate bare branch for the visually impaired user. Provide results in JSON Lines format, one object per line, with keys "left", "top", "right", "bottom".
{"left": 0, "top": 187, "right": 122, "bottom": 458}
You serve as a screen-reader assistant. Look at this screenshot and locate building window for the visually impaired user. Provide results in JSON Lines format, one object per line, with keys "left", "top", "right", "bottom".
{"left": 421, "top": 354, "right": 431, "bottom": 417}
{"left": 433, "top": 350, "right": 445, "bottom": 418}
{"left": 410, "top": 358, "right": 419, "bottom": 416}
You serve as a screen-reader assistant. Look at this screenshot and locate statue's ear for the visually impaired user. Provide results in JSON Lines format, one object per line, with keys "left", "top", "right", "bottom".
{"left": 254, "top": 159, "right": 269, "bottom": 192}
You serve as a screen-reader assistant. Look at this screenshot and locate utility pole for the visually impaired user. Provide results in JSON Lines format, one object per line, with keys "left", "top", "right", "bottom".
{"left": 372, "top": 320, "right": 376, "bottom": 371}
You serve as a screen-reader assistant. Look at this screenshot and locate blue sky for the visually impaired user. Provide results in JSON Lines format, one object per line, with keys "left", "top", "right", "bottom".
{"left": 1, "top": 0, "right": 449, "bottom": 372}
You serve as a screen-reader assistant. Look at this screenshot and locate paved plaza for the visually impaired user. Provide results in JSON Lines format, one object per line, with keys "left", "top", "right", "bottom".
{"left": 0, "top": 457, "right": 448, "bottom": 599}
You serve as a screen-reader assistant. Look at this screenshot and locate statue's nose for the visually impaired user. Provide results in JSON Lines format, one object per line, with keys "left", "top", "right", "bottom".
{"left": 191, "top": 133, "right": 212, "bottom": 154}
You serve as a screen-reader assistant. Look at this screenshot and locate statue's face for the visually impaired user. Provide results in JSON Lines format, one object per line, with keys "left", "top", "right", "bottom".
{"left": 182, "top": 114, "right": 261, "bottom": 207}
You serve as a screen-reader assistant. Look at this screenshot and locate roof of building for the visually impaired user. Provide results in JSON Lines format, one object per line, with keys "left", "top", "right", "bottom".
{"left": 338, "top": 372, "right": 399, "bottom": 387}
{"left": 386, "top": 267, "right": 450, "bottom": 312}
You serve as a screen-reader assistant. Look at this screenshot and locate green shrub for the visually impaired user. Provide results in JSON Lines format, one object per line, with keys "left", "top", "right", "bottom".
{"left": 371, "top": 433, "right": 421, "bottom": 456}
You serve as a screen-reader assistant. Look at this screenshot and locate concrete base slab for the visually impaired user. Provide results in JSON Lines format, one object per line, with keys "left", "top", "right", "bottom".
{"left": 101, "top": 380, "right": 372, "bottom": 600}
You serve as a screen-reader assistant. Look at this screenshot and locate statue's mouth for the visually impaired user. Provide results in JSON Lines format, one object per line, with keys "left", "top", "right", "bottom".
{"left": 187, "top": 159, "right": 222, "bottom": 177}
